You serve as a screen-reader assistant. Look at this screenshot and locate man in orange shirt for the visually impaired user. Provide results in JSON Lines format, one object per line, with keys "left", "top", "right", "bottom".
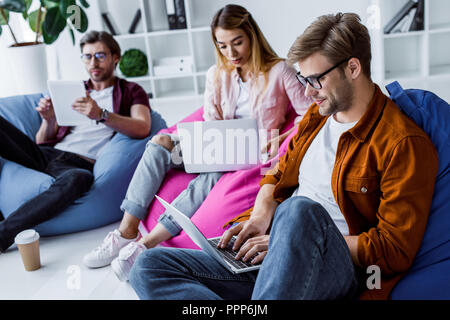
{"left": 128, "top": 13, "right": 438, "bottom": 300}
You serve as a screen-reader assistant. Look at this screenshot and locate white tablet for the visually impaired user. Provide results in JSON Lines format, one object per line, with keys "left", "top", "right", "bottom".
{"left": 47, "top": 80, "right": 92, "bottom": 126}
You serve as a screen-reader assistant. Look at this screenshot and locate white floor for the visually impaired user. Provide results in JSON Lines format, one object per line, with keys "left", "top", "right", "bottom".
{"left": 0, "top": 222, "right": 139, "bottom": 300}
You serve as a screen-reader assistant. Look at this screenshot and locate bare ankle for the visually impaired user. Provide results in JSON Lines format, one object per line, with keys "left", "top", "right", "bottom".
{"left": 119, "top": 228, "right": 138, "bottom": 240}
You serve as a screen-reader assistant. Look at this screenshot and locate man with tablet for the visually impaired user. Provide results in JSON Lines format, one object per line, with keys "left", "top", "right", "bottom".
{"left": 0, "top": 31, "right": 151, "bottom": 253}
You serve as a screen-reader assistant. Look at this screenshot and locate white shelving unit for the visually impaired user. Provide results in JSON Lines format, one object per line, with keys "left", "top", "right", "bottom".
{"left": 97, "top": 0, "right": 218, "bottom": 104}
{"left": 370, "top": 0, "right": 450, "bottom": 101}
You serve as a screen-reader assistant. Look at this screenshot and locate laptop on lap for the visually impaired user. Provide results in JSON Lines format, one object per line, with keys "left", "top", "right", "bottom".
{"left": 155, "top": 195, "right": 261, "bottom": 274}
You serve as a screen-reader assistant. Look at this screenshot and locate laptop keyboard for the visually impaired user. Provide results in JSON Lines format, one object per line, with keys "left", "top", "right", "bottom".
{"left": 208, "top": 237, "right": 261, "bottom": 270}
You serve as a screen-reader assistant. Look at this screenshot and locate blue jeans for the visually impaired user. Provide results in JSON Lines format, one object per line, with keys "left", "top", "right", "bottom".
{"left": 129, "top": 196, "right": 361, "bottom": 300}
{"left": 120, "top": 139, "right": 223, "bottom": 236}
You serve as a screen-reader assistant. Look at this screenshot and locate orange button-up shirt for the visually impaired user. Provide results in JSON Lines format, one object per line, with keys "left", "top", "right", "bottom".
{"left": 226, "top": 85, "right": 438, "bottom": 299}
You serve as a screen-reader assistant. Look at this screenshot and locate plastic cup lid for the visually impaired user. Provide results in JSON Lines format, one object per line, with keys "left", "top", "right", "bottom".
{"left": 14, "top": 229, "right": 40, "bottom": 245}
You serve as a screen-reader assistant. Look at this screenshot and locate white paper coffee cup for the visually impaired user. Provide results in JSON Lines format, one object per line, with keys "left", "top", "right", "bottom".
{"left": 14, "top": 229, "right": 41, "bottom": 271}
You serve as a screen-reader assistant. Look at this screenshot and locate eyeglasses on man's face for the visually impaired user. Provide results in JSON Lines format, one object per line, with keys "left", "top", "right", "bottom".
{"left": 296, "top": 57, "right": 353, "bottom": 90}
{"left": 80, "top": 52, "right": 108, "bottom": 63}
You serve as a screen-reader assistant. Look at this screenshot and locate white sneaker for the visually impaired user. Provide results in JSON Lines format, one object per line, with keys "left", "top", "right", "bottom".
{"left": 83, "top": 229, "right": 138, "bottom": 268}
{"left": 111, "top": 241, "right": 146, "bottom": 282}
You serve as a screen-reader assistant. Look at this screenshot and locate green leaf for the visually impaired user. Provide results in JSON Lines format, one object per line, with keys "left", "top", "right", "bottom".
{"left": 21, "top": 0, "right": 32, "bottom": 19}
{"left": 28, "top": 8, "right": 45, "bottom": 33}
{"left": 78, "top": 0, "right": 89, "bottom": 9}
{"left": 43, "top": 6, "right": 66, "bottom": 37}
{"left": 42, "top": 23, "right": 58, "bottom": 44}
{"left": 0, "top": 0, "right": 26, "bottom": 13}
{"left": 43, "top": 0, "right": 59, "bottom": 9}
{"left": 59, "top": 0, "right": 75, "bottom": 18}
{"left": 0, "top": 9, "right": 9, "bottom": 25}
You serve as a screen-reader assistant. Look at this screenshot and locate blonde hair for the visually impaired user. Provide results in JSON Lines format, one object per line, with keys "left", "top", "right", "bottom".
{"left": 288, "top": 13, "right": 372, "bottom": 78}
{"left": 211, "top": 4, "right": 282, "bottom": 86}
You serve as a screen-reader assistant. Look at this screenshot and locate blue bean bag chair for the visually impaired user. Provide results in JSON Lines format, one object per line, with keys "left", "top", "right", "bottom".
{"left": 0, "top": 92, "right": 167, "bottom": 236}
{"left": 386, "top": 82, "right": 450, "bottom": 299}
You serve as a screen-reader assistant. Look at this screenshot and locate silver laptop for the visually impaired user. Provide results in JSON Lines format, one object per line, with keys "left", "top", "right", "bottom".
{"left": 177, "top": 118, "right": 262, "bottom": 173}
{"left": 155, "top": 195, "right": 261, "bottom": 274}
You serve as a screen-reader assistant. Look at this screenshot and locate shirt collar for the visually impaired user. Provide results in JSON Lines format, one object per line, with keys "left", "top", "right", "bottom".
{"left": 348, "top": 84, "right": 387, "bottom": 142}
{"left": 308, "top": 84, "right": 388, "bottom": 143}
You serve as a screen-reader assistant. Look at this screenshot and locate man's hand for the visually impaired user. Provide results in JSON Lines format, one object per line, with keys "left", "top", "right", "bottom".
{"left": 218, "top": 184, "right": 277, "bottom": 265}
{"left": 235, "top": 234, "right": 269, "bottom": 265}
{"left": 218, "top": 214, "right": 272, "bottom": 264}
{"left": 72, "top": 90, "right": 102, "bottom": 121}
{"left": 36, "top": 96, "right": 56, "bottom": 122}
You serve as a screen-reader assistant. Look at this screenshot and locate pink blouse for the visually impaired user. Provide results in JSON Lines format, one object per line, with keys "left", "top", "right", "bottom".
{"left": 203, "top": 60, "right": 312, "bottom": 134}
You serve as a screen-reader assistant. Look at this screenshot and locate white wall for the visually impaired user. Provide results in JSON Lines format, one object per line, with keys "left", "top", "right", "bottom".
{"left": 0, "top": 0, "right": 372, "bottom": 97}
{"left": 224, "top": 0, "right": 372, "bottom": 58}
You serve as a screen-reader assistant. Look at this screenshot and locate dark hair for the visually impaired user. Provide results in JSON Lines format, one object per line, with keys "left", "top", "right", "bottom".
{"left": 79, "top": 30, "right": 121, "bottom": 58}
{"left": 288, "top": 13, "right": 372, "bottom": 78}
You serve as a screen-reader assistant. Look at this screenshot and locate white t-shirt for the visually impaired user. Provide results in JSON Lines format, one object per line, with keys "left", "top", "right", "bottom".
{"left": 291, "top": 115, "right": 357, "bottom": 235}
{"left": 54, "top": 86, "right": 115, "bottom": 160}
{"left": 234, "top": 77, "right": 252, "bottom": 119}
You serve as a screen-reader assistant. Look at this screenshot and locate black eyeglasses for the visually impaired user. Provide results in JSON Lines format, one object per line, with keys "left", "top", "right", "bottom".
{"left": 296, "top": 57, "right": 353, "bottom": 90}
{"left": 80, "top": 52, "right": 108, "bottom": 63}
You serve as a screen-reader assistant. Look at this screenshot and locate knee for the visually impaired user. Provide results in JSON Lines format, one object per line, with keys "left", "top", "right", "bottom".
{"left": 61, "top": 169, "right": 94, "bottom": 191}
{"left": 273, "top": 196, "right": 329, "bottom": 233}
{"left": 150, "top": 134, "right": 174, "bottom": 151}
{"left": 130, "top": 248, "right": 167, "bottom": 276}
{"left": 129, "top": 248, "right": 170, "bottom": 289}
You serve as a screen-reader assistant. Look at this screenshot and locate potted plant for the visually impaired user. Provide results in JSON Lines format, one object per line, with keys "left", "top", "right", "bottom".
{"left": 0, "top": 0, "right": 90, "bottom": 94}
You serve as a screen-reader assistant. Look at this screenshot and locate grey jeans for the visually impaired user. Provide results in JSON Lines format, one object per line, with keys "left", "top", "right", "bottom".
{"left": 120, "top": 138, "right": 223, "bottom": 236}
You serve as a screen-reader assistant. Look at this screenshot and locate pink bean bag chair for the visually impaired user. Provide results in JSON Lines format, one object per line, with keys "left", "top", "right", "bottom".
{"left": 141, "top": 105, "right": 299, "bottom": 249}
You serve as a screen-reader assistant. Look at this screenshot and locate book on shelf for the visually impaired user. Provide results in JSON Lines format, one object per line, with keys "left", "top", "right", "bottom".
{"left": 384, "top": 0, "right": 418, "bottom": 34}
{"left": 128, "top": 9, "right": 142, "bottom": 34}
{"left": 174, "top": 0, "right": 187, "bottom": 29}
{"left": 165, "top": 0, "right": 178, "bottom": 30}
{"left": 409, "top": 0, "right": 425, "bottom": 31}
{"left": 102, "top": 12, "right": 120, "bottom": 35}
{"left": 392, "top": 8, "right": 417, "bottom": 33}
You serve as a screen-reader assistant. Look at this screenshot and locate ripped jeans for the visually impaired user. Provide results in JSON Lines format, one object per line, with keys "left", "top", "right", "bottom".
{"left": 120, "top": 138, "right": 223, "bottom": 236}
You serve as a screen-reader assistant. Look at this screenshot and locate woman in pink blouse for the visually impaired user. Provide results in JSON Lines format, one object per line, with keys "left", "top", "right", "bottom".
{"left": 83, "top": 4, "right": 311, "bottom": 281}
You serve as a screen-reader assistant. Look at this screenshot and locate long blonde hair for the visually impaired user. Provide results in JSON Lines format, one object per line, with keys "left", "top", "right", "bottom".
{"left": 211, "top": 4, "right": 282, "bottom": 87}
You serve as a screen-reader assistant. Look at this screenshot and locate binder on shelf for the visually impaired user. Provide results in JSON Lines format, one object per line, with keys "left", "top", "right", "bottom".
{"left": 384, "top": 0, "right": 418, "bottom": 34}
{"left": 409, "top": 0, "right": 425, "bottom": 32}
{"left": 153, "top": 56, "right": 193, "bottom": 76}
{"left": 165, "top": 0, "right": 177, "bottom": 30}
{"left": 128, "top": 9, "right": 142, "bottom": 34}
{"left": 102, "top": 12, "right": 120, "bottom": 35}
{"left": 174, "top": 0, "right": 187, "bottom": 29}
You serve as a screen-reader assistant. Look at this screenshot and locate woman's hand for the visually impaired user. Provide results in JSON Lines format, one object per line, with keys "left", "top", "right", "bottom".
{"left": 261, "top": 135, "right": 281, "bottom": 161}
{"left": 261, "top": 125, "right": 298, "bottom": 161}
